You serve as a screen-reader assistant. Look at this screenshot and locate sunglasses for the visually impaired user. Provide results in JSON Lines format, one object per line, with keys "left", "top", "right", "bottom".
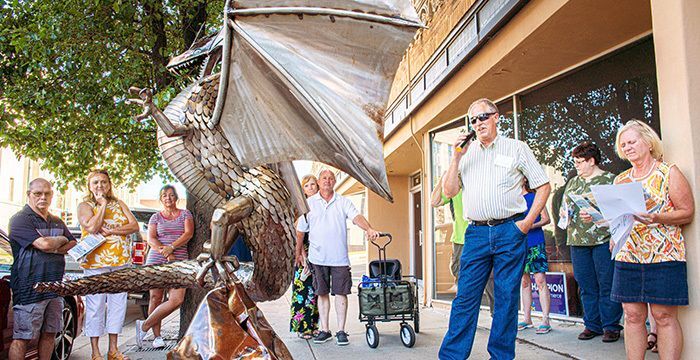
{"left": 469, "top": 112, "right": 496, "bottom": 125}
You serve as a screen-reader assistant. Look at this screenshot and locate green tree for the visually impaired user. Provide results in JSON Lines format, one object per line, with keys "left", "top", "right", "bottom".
{"left": 0, "top": 0, "right": 221, "bottom": 189}
{"left": 0, "top": 0, "right": 223, "bottom": 336}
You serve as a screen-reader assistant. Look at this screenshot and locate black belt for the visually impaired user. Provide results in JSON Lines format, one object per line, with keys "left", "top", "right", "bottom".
{"left": 470, "top": 213, "right": 524, "bottom": 227}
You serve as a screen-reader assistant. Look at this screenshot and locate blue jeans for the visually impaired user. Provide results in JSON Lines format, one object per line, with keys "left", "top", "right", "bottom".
{"left": 439, "top": 220, "right": 527, "bottom": 360}
{"left": 570, "top": 243, "right": 623, "bottom": 333}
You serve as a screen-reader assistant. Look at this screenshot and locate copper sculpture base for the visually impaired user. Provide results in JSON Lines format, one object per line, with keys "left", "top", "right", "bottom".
{"left": 169, "top": 282, "right": 292, "bottom": 360}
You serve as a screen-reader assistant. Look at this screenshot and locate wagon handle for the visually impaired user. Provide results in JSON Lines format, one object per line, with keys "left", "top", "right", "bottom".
{"left": 370, "top": 232, "right": 392, "bottom": 252}
{"left": 370, "top": 233, "right": 392, "bottom": 269}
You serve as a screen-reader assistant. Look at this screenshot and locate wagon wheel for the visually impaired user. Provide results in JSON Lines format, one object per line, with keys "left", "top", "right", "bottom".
{"left": 400, "top": 323, "right": 416, "bottom": 348}
{"left": 366, "top": 324, "right": 379, "bottom": 348}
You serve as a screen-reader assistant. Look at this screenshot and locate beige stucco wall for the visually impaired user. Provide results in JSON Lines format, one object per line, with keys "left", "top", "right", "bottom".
{"left": 366, "top": 175, "right": 411, "bottom": 272}
{"left": 389, "top": 0, "right": 477, "bottom": 102}
{"left": 650, "top": 0, "right": 700, "bottom": 358}
{"left": 385, "top": 0, "right": 653, "bottom": 159}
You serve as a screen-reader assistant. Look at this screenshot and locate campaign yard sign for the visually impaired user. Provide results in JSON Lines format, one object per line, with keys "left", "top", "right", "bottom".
{"left": 527, "top": 272, "right": 569, "bottom": 317}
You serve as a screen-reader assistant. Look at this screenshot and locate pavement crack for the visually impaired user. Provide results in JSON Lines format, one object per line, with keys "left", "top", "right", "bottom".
{"left": 304, "top": 339, "right": 318, "bottom": 360}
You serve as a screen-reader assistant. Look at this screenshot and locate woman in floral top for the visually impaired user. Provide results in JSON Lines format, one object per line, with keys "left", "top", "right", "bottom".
{"left": 610, "top": 120, "right": 693, "bottom": 359}
{"left": 78, "top": 170, "right": 139, "bottom": 360}
{"left": 290, "top": 174, "right": 320, "bottom": 339}
{"left": 561, "top": 142, "right": 623, "bottom": 343}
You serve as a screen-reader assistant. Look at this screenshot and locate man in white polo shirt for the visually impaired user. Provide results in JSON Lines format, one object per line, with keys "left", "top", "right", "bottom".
{"left": 439, "top": 98, "right": 551, "bottom": 360}
{"left": 296, "top": 169, "right": 380, "bottom": 346}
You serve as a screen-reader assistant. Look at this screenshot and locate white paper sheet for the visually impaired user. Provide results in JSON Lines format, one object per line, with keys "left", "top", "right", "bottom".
{"left": 557, "top": 199, "right": 570, "bottom": 229}
{"left": 68, "top": 233, "right": 106, "bottom": 262}
{"left": 590, "top": 182, "right": 646, "bottom": 259}
{"left": 568, "top": 193, "right": 608, "bottom": 228}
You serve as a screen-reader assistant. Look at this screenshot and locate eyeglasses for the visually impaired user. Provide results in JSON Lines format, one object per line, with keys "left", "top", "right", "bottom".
{"left": 29, "top": 191, "right": 53, "bottom": 198}
{"left": 469, "top": 112, "right": 496, "bottom": 125}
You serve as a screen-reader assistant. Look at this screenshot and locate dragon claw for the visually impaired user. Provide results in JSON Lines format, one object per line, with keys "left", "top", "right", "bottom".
{"left": 196, "top": 259, "right": 214, "bottom": 287}
{"left": 196, "top": 255, "right": 240, "bottom": 288}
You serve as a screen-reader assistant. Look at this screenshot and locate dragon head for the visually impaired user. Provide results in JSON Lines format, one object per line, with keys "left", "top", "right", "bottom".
{"left": 167, "top": 30, "right": 224, "bottom": 79}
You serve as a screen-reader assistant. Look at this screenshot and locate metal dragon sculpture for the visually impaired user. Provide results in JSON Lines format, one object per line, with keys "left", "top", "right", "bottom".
{"left": 36, "top": 1, "right": 421, "bottom": 358}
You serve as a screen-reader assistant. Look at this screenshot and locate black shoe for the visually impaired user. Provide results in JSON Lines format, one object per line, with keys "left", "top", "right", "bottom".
{"left": 602, "top": 330, "right": 621, "bottom": 343}
{"left": 314, "top": 331, "right": 332, "bottom": 343}
{"left": 335, "top": 331, "right": 349, "bottom": 346}
{"left": 578, "top": 328, "right": 603, "bottom": 340}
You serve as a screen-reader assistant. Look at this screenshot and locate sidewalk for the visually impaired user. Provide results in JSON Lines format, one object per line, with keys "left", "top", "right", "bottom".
{"left": 96, "top": 284, "right": 659, "bottom": 360}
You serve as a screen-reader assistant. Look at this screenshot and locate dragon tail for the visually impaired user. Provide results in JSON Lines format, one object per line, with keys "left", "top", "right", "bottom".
{"left": 34, "top": 260, "right": 213, "bottom": 297}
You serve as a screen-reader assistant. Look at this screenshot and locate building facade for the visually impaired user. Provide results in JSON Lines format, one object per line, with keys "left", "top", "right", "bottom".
{"left": 0, "top": 147, "right": 141, "bottom": 230}
{"left": 336, "top": 0, "right": 700, "bottom": 355}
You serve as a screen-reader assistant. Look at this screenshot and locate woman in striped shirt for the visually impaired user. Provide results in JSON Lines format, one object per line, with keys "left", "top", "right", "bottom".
{"left": 135, "top": 185, "right": 194, "bottom": 349}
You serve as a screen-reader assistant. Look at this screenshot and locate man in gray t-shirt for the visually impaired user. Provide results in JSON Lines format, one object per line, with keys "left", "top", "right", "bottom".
{"left": 296, "top": 169, "right": 380, "bottom": 346}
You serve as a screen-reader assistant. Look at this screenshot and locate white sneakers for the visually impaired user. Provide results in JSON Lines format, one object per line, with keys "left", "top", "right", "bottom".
{"left": 135, "top": 320, "right": 146, "bottom": 349}
{"left": 152, "top": 336, "right": 166, "bottom": 349}
{"left": 135, "top": 320, "right": 167, "bottom": 349}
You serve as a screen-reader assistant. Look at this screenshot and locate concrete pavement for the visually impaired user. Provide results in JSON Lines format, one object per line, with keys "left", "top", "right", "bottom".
{"left": 69, "top": 251, "right": 656, "bottom": 359}
{"left": 68, "top": 283, "right": 661, "bottom": 359}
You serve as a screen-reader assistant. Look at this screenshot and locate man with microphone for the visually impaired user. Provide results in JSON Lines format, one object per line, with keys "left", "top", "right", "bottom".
{"left": 438, "top": 98, "right": 551, "bottom": 360}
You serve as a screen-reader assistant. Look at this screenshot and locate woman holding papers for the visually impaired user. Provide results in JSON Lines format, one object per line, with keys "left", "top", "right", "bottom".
{"left": 77, "top": 169, "right": 139, "bottom": 360}
{"left": 562, "top": 141, "right": 623, "bottom": 342}
{"left": 135, "top": 185, "right": 193, "bottom": 349}
{"left": 611, "top": 120, "right": 694, "bottom": 360}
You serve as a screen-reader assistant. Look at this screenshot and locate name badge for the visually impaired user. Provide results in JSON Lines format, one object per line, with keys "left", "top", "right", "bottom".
{"left": 494, "top": 154, "right": 514, "bottom": 168}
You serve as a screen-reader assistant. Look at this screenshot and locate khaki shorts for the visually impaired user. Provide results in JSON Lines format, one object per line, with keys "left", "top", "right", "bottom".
{"left": 311, "top": 263, "right": 352, "bottom": 296}
{"left": 13, "top": 297, "right": 64, "bottom": 340}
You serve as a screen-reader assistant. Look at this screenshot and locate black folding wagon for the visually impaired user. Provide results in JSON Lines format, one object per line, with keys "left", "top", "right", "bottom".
{"left": 357, "top": 233, "right": 420, "bottom": 348}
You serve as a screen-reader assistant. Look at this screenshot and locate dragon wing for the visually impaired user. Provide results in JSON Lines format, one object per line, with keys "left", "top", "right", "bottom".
{"left": 210, "top": 0, "right": 421, "bottom": 201}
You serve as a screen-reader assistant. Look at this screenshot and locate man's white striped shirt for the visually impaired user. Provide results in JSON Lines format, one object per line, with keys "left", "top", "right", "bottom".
{"left": 458, "top": 135, "right": 549, "bottom": 221}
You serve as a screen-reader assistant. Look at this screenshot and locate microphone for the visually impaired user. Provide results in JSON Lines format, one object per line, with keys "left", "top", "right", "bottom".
{"left": 456, "top": 130, "right": 476, "bottom": 153}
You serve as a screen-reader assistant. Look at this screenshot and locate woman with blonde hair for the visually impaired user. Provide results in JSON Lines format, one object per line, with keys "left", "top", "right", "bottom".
{"left": 612, "top": 120, "right": 694, "bottom": 359}
{"left": 77, "top": 169, "right": 139, "bottom": 360}
{"left": 290, "top": 174, "right": 320, "bottom": 339}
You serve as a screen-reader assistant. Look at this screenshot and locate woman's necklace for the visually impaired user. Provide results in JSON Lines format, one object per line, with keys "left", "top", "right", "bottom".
{"left": 162, "top": 208, "right": 180, "bottom": 220}
{"left": 631, "top": 160, "right": 657, "bottom": 180}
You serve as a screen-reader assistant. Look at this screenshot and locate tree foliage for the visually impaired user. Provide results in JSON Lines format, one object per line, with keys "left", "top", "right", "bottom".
{"left": 0, "top": 0, "right": 222, "bottom": 189}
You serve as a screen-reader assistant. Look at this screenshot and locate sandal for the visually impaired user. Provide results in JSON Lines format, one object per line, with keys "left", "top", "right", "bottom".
{"left": 517, "top": 321, "right": 533, "bottom": 331}
{"left": 535, "top": 324, "right": 552, "bottom": 334}
{"left": 92, "top": 355, "right": 104, "bottom": 360}
{"left": 647, "top": 332, "right": 657, "bottom": 350}
{"left": 298, "top": 332, "right": 314, "bottom": 340}
{"left": 107, "top": 351, "right": 130, "bottom": 360}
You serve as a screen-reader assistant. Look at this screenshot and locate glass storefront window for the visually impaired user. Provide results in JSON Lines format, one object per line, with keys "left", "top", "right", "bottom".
{"left": 497, "top": 98, "right": 515, "bottom": 138}
{"left": 517, "top": 38, "right": 659, "bottom": 316}
{"left": 429, "top": 100, "right": 515, "bottom": 302}
{"left": 428, "top": 38, "right": 660, "bottom": 316}
{"left": 430, "top": 121, "right": 463, "bottom": 301}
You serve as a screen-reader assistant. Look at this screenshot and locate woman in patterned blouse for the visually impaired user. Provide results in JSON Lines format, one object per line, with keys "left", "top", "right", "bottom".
{"left": 135, "top": 185, "right": 193, "bottom": 349}
{"left": 78, "top": 170, "right": 139, "bottom": 360}
{"left": 612, "top": 120, "right": 694, "bottom": 360}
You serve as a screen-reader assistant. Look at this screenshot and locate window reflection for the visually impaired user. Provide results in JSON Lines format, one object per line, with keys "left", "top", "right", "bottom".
{"left": 517, "top": 38, "right": 659, "bottom": 316}
{"left": 430, "top": 122, "right": 463, "bottom": 301}
{"left": 429, "top": 38, "right": 660, "bottom": 316}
